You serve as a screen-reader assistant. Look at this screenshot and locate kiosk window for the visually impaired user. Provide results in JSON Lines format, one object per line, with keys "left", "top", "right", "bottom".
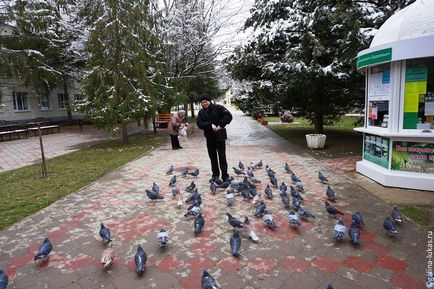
{"left": 368, "top": 63, "right": 390, "bottom": 128}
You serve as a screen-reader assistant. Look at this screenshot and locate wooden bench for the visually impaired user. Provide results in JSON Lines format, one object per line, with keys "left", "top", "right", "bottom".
{"left": 26, "top": 118, "right": 60, "bottom": 136}
{"left": 0, "top": 123, "right": 28, "bottom": 141}
{"left": 155, "top": 113, "right": 172, "bottom": 128}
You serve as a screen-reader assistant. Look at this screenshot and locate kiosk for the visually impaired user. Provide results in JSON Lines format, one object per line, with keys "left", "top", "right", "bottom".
{"left": 355, "top": 0, "right": 434, "bottom": 191}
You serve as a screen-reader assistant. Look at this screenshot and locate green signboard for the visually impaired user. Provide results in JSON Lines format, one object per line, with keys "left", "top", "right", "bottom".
{"left": 357, "top": 48, "right": 392, "bottom": 69}
{"left": 363, "top": 134, "right": 390, "bottom": 168}
{"left": 392, "top": 141, "right": 434, "bottom": 174}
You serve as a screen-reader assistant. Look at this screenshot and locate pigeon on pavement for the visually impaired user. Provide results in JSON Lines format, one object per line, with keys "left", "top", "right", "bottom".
{"left": 243, "top": 217, "right": 259, "bottom": 242}
{"left": 352, "top": 212, "right": 365, "bottom": 226}
{"left": 166, "top": 165, "right": 174, "bottom": 175}
{"left": 325, "top": 201, "right": 344, "bottom": 216}
{"left": 391, "top": 206, "right": 403, "bottom": 223}
{"left": 226, "top": 189, "right": 234, "bottom": 206}
{"left": 383, "top": 217, "right": 399, "bottom": 235}
{"left": 194, "top": 213, "right": 205, "bottom": 236}
{"left": 99, "top": 223, "right": 112, "bottom": 244}
{"left": 201, "top": 269, "right": 219, "bottom": 289}
{"left": 255, "top": 201, "right": 266, "bottom": 217}
{"left": 146, "top": 189, "right": 164, "bottom": 201}
{"left": 157, "top": 229, "right": 169, "bottom": 247}
{"left": 185, "top": 181, "right": 196, "bottom": 193}
{"left": 297, "top": 206, "right": 316, "bottom": 221}
{"left": 291, "top": 173, "right": 301, "bottom": 183}
{"left": 280, "top": 192, "right": 291, "bottom": 209}
{"left": 264, "top": 184, "right": 273, "bottom": 199}
{"left": 0, "top": 269, "right": 8, "bottom": 289}
{"left": 189, "top": 169, "right": 199, "bottom": 177}
{"left": 169, "top": 175, "right": 177, "bottom": 186}
{"left": 284, "top": 162, "right": 293, "bottom": 174}
{"left": 318, "top": 171, "right": 329, "bottom": 183}
{"left": 181, "top": 168, "right": 189, "bottom": 177}
{"left": 34, "top": 237, "right": 53, "bottom": 261}
{"left": 325, "top": 186, "right": 337, "bottom": 201}
{"left": 263, "top": 210, "right": 277, "bottom": 229}
{"left": 333, "top": 217, "right": 346, "bottom": 241}
{"left": 226, "top": 213, "right": 244, "bottom": 229}
{"left": 348, "top": 221, "right": 361, "bottom": 245}
{"left": 279, "top": 182, "right": 287, "bottom": 193}
{"left": 152, "top": 182, "right": 160, "bottom": 193}
{"left": 238, "top": 161, "right": 245, "bottom": 171}
{"left": 233, "top": 167, "right": 245, "bottom": 176}
{"left": 101, "top": 247, "right": 114, "bottom": 270}
{"left": 230, "top": 230, "right": 241, "bottom": 257}
{"left": 134, "top": 244, "right": 147, "bottom": 274}
{"left": 287, "top": 211, "right": 301, "bottom": 229}
{"left": 255, "top": 160, "right": 263, "bottom": 169}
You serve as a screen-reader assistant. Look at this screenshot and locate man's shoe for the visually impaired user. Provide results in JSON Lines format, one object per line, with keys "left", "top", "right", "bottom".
{"left": 209, "top": 176, "right": 219, "bottom": 183}
{"left": 222, "top": 175, "right": 230, "bottom": 182}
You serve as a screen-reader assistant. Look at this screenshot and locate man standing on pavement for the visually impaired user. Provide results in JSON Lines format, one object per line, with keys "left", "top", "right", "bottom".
{"left": 196, "top": 93, "right": 233, "bottom": 182}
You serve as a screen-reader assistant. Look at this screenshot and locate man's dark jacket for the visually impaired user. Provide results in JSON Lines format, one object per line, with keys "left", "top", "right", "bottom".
{"left": 197, "top": 103, "right": 232, "bottom": 142}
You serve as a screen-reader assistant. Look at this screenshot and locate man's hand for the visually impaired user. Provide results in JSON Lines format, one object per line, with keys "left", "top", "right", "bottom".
{"left": 212, "top": 124, "right": 217, "bottom": 131}
{"left": 216, "top": 126, "right": 222, "bottom": 131}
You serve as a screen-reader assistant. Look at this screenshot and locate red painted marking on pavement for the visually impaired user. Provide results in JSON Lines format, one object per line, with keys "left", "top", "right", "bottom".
{"left": 4, "top": 267, "right": 16, "bottom": 281}
{"left": 217, "top": 257, "right": 245, "bottom": 273}
{"left": 156, "top": 256, "right": 184, "bottom": 273}
{"left": 38, "top": 254, "right": 64, "bottom": 268}
{"left": 185, "top": 257, "right": 216, "bottom": 273}
{"left": 363, "top": 241, "right": 389, "bottom": 255}
{"left": 376, "top": 255, "right": 407, "bottom": 272}
{"left": 48, "top": 229, "right": 69, "bottom": 242}
{"left": 66, "top": 255, "right": 96, "bottom": 270}
{"left": 392, "top": 272, "right": 426, "bottom": 289}
{"left": 360, "top": 231, "right": 376, "bottom": 242}
{"left": 342, "top": 256, "right": 373, "bottom": 273}
{"left": 179, "top": 271, "right": 202, "bottom": 289}
{"left": 248, "top": 256, "right": 277, "bottom": 274}
{"left": 8, "top": 254, "right": 33, "bottom": 268}
{"left": 191, "top": 242, "right": 216, "bottom": 255}
{"left": 279, "top": 256, "right": 310, "bottom": 273}
{"left": 311, "top": 256, "right": 341, "bottom": 273}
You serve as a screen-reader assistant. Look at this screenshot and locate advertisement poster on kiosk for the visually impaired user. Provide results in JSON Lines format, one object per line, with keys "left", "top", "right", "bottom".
{"left": 392, "top": 141, "right": 434, "bottom": 174}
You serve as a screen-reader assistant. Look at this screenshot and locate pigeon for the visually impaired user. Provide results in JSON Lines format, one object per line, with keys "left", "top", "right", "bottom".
{"left": 279, "top": 182, "right": 288, "bottom": 193}
{"left": 383, "top": 217, "right": 399, "bottom": 235}
{"left": 184, "top": 200, "right": 202, "bottom": 217}
{"left": 251, "top": 192, "right": 262, "bottom": 206}
{"left": 333, "top": 217, "right": 346, "bottom": 241}
{"left": 351, "top": 212, "right": 364, "bottom": 226}
{"left": 185, "top": 181, "right": 196, "bottom": 193}
{"left": 291, "top": 173, "right": 300, "bottom": 183}
{"left": 325, "top": 186, "right": 337, "bottom": 201}
{"left": 194, "top": 213, "right": 205, "bottom": 236}
{"left": 216, "top": 178, "right": 232, "bottom": 189}
{"left": 157, "top": 229, "right": 169, "bottom": 247}
{"left": 284, "top": 162, "right": 293, "bottom": 174}
{"left": 238, "top": 161, "right": 245, "bottom": 171}
{"left": 101, "top": 247, "right": 114, "bottom": 270}
{"left": 230, "top": 230, "right": 241, "bottom": 257}
{"left": 34, "top": 237, "right": 53, "bottom": 261}
{"left": 134, "top": 244, "right": 147, "bottom": 274}
{"left": 201, "top": 269, "right": 219, "bottom": 289}
{"left": 226, "top": 189, "right": 234, "bottom": 206}
{"left": 269, "top": 174, "right": 278, "bottom": 188}
{"left": 287, "top": 211, "right": 301, "bottom": 229}
{"left": 297, "top": 206, "right": 316, "bottom": 221}
{"left": 325, "top": 201, "right": 344, "bottom": 216}
{"left": 264, "top": 185, "right": 273, "bottom": 199}
{"left": 295, "top": 181, "right": 304, "bottom": 193}
{"left": 255, "top": 201, "right": 266, "bottom": 217}
{"left": 265, "top": 165, "right": 276, "bottom": 176}
{"left": 243, "top": 217, "right": 259, "bottom": 242}
{"left": 290, "top": 186, "right": 304, "bottom": 201}
{"left": 292, "top": 196, "right": 302, "bottom": 209}
{"left": 263, "top": 210, "right": 277, "bottom": 229}
{"left": 233, "top": 167, "right": 245, "bottom": 176}
{"left": 210, "top": 182, "right": 217, "bottom": 194}
{"left": 318, "top": 171, "right": 328, "bottom": 183}
{"left": 391, "top": 206, "right": 403, "bottom": 223}
{"left": 171, "top": 187, "right": 180, "bottom": 198}
{"left": 146, "top": 189, "right": 164, "bottom": 201}
{"left": 186, "top": 189, "right": 200, "bottom": 204}
{"left": 226, "top": 213, "right": 243, "bottom": 229}
{"left": 255, "top": 160, "right": 263, "bottom": 169}
{"left": 189, "top": 169, "right": 199, "bottom": 177}
{"left": 99, "top": 223, "right": 112, "bottom": 244}
{"left": 152, "top": 182, "right": 160, "bottom": 193}
{"left": 246, "top": 169, "right": 254, "bottom": 178}
{"left": 0, "top": 269, "right": 8, "bottom": 289}
{"left": 169, "top": 175, "right": 177, "bottom": 186}
{"left": 280, "top": 192, "right": 291, "bottom": 209}
{"left": 213, "top": 178, "right": 224, "bottom": 185}
{"left": 181, "top": 168, "right": 189, "bottom": 177}
{"left": 327, "top": 282, "right": 334, "bottom": 289}
{"left": 348, "top": 221, "right": 361, "bottom": 245}
{"left": 166, "top": 164, "right": 174, "bottom": 175}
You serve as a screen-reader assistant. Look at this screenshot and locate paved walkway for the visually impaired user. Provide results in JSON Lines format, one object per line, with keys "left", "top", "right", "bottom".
{"left": 0, "top": 109, "right": 431, "bottom": 289}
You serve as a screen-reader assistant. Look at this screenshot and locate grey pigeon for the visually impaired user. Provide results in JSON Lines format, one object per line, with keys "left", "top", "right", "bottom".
{"left": 383, "top": 217, "right": 399, "bottom": 235}
{"left": 348, "top": 221, "right": 361, "bottom": 245}
{"left": 290, "top": 186, "right": 304, "bottom": 201}
{"left": 325, "top": 201, "right": 344, "bottom": 216}
{"left": 263, "top": 210, "right": 277, "bottom": 229}
{"left": 318, "top": 171, "right": 328, "bottom": 183}
{"left": 0, "top": 269, "right": 8, "bottom": 289}
{"left": 34, "top": 237, "right": 53, "bottom": 261}
{"left": 146, "top": 189, "right": 164, "bottom": 201}
{"left": 279, "top": 182, "right": 287, "bottom": 193}
{"left": 391, "top": 206, "right": 403, "bottom": 223}
{"left": 189, "top": 169, "right": 199, "bottom": 177}
{"left": 238, "top": 161, "right": 245, "bottom": 171}
{"left": 280, "top": 192, "right": 291, "bottom": 209}
{"left": 297, "top": 206, "right": 315, "bottom": 220}
{"left": 157, "top": 228, "right": 169, "bottom": 247}
{"left": 287, "top": 211, "right": 301, "bottom": 229}
{"left": 185, "top": 181, "right": 196, "bottom": 193}
{"left": 166, "top": 164, "right": 174, "bottom": 175}
{"left": 99, "top": 223, "right": 112, "bottom": 244}
{"left": 226, "top": 189, "right": 234, "bottom": 206}
{"left": 217, "top": 178, "right": 232, "bottom": 189}
{"left": 230, "top": 230, "right": 241, "bottom": 257}
{"left": 201, "top": 269, "right": 219, "bottom": 289}
{"left": 333, "top": 218, "right": 346, "bottom": 241}
{"left": 181, "top": 168, "right": 189, "bottom": 177}
{"left": 152, "top": 182, "right": 160, "bottom": 193}
{"left": 184, "top": 200, "right": 201, "bottom": 217}
{"left": 255, "top": 160, "right": 263, "bottom": 169}
{"left": 284, "top": 162, "right": 293, "bottom": 174}
{"left": 226, "top": 213, "right": 243, "bottom": 229}
{"left": 269, "top": 174, "right": 278, "bottom": 188}
{"left": 352, "top": 212, "right": 364, "bottom": 226}
{"left": 134, "top": 244, "right": 147, "bottom": 274}
{"left": 326, "top": 186, "right": 337, "bottom": 201}
{"left": 255, "top": 201, "right": 267, "bottom": 217}
{"left": 186, "top": 189, "right": 200, "bottom": 204}
{"left": 213, "top": 178, "right": 224, "bottom": 185}
{"left": 248, "top": 176, "right": 261, "bottom": 184}
{"left": 171, "top": 187, "right": 180, "bottom": 198}
{"left": 327, "top": 282, "right": 334, "bottom": 289}
{"left": 210, "top": 182, "right": 217, "bottom": 194}
{"left": 295, "top": 181, "right": 304, "bottom": 193}
{"left": 246, "top": 169, "right": 254, "bottom": 178}
{"left": 264, "top": 184, "right": 273, "bottom": 199}
{"left": 265, "top": 165, "right": 276, "bottom": 176}
{"left": 291, "top": 173, "right": 300, "bottom": 183}
{"left": 169, "top": 175, "right": 177, "bottom": 186}
{"left": 233, "top": 167, "right": 245, "bottom": 176}
{"left": 194, "top": 213, "right": 205, "bottom": 236}
{"left": 292, "top": 196, "right": 302, "bottom": 209}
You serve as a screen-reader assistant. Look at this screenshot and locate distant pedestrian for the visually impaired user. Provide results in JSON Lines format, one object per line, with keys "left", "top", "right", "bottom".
{"left": 168, "top": 110, "right": 186, "bottom": 150}
{"left": 196, "top": 93, "right": 233, "bottom": 182}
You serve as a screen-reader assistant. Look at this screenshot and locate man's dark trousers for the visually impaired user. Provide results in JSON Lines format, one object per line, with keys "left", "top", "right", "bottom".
{"left": 206, "top": 139, "right": 228, "bottom": 180}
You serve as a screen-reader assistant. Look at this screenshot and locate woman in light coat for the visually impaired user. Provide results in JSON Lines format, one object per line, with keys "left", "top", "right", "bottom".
{"left": 168, "top": 110, "right": 185, "bottom": 150}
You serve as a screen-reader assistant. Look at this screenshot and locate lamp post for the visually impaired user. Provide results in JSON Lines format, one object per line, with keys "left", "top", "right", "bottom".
{"left": 37, "top": 121, "right": 48, "bottom": 177}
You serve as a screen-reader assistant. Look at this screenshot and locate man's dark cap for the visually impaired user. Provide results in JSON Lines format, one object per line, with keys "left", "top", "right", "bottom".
{"left": 199, "top": 94, "right": 211, "bottom": 102}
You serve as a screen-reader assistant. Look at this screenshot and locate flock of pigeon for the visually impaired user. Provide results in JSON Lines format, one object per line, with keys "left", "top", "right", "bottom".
{"left": 0, "top": 159, "right": 405, "bottom": 289}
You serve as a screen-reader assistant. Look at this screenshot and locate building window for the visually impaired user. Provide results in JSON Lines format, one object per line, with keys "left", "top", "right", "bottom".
{"left": 13, "top": 92, "right": 28, "bottom": 111}
{"left": 38, "top": 95, "right": 50, "bottom": 110}
{"left": 367, "top": 63, "right": 390, "bottom": 128}
{"left": 403, "top": 57, "right": 434, "bottom": 130}
{"left": 58, "top": 93, "right": 67, "bottom": 109}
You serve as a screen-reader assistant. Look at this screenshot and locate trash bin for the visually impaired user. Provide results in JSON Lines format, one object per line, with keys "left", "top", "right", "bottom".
{"left": 306, "top": 134, "right": 327, "bottom": 149}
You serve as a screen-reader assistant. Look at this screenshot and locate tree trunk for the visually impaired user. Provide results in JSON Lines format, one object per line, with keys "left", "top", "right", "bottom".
{"left": 63, "top": 75, "right": 73, "bottom": 121}
{"left": 313, "top": 112, "right": 324, "bottom": 134}
{"left": 183, "top": 103, "right": 189, "bottom": 119}
{"left": 190, "top": 100, "right": 195, "bottom": 118}
{"left": 152, "top": 116, "right": 156, "bottom": 134}
{"left": 121, "top": 123, "right": 129, "bottom": 144}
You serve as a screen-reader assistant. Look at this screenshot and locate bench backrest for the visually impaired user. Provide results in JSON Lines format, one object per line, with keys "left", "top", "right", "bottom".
{"left": 156, "top": 113, "right": 172, "bottom": 122}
